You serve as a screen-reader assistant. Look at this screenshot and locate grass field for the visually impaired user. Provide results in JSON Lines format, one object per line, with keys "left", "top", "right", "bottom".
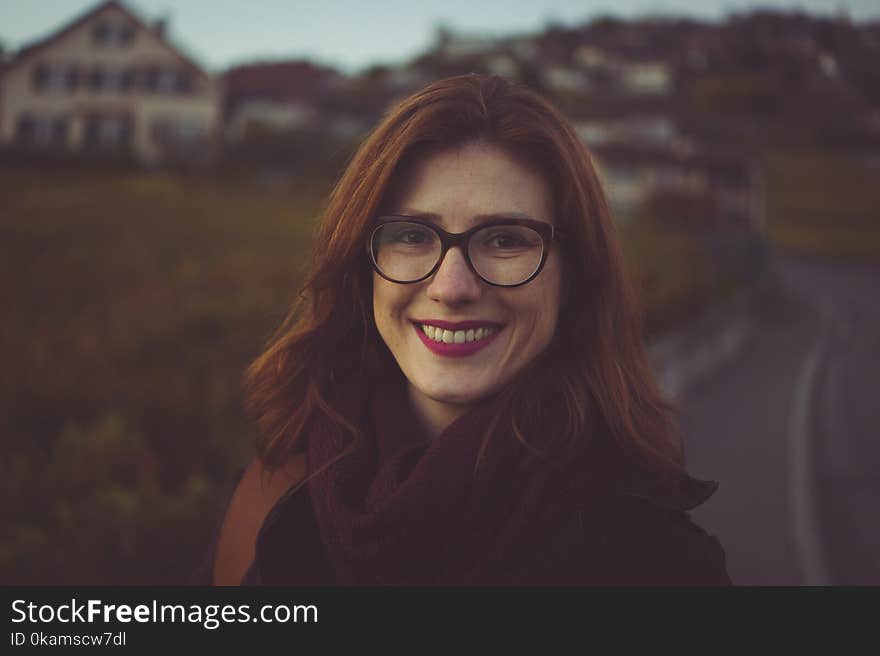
{"left": 763, "top": 150, "right": 880, "bottom": 261}
{"left": 1, "top": 169, "right": 327, "bottom": 583}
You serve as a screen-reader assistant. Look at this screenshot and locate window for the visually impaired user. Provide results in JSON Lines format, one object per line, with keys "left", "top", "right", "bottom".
{"left": 32, "top": 63, "right": 78, "bottom": 92}
{"left": 106, "top": 69, "right": 133, "bottom": 92}
{"left": 88, "top": 67, "right": 102, "bottom": 91}
{"left": 156, "top": 69, "right": 177, "bottom": 92}
{"left": 143, "top": 66, "right": 160, "bottom": 92}
{"left": 16, "top": 115, "right": 34, "bottom": 142}
{"left": 16, "top": 114, "right": 69, "bottom": 146}
{"left": 152, "top": 116, "right": 205, "bottom": 145}
{"left": 65, "top": 65, "right": 80, "bottom": 91}
{"left": 84, "top": 114, "right": 133, "bottom": 148}
{"left": 88, "top": 67, "right": 134, "bottom": 93}
{"left": 141, "top": 66, "right": 193, "bottom": 94}
{"left": 32, "top": 64, "right": 49, "bottom": 90}
{"left": 119, "top": 24, "right": 135, "bottom": 45}
{"left": 92, "top": 22, "right": 110, "bottom": 43}
{"left": 92, "top": 20, "right": 135, "bottom": 47}
{"left": 176, "top": 70, "right": 194, "bottom": 93}
{"left": 45, "top": 67, "right": 68, "bottom": 91}
{"left": 131, "top": 62, "right": 199, "bottom": 94}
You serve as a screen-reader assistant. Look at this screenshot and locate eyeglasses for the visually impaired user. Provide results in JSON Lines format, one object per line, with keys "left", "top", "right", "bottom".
{"left": 367, "top": 216, "right": 561, "bottom": 287}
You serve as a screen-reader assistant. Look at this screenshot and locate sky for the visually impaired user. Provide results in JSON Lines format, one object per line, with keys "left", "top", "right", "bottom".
{"left": 1, "top": 0, "right": 878, "bottom": 74}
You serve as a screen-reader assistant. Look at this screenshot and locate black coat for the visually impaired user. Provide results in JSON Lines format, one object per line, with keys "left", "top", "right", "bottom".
{"left": 190, "top": 466, "right": 731, "bottom": 586}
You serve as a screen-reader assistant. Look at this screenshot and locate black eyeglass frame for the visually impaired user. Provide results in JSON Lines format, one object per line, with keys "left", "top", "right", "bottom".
{"left": 367, "top": 215, "right": 562, "bottom": 288}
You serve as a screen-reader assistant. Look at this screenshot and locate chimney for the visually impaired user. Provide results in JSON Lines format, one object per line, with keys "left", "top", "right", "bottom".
{"left": 153, "top": 17, "right": 168, "bottom": 38}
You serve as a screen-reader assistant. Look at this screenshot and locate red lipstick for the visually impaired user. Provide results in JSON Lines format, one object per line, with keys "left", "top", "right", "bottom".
{"left": 412, "top": 322, "right": 502, "bottom": 358}
{"left": 411, "top": 319, "right": 504, "bottom": 331}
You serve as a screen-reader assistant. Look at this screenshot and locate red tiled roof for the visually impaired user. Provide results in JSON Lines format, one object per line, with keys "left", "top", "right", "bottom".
{"left": 223, "top": 61, "right": 339, "bottom": 98}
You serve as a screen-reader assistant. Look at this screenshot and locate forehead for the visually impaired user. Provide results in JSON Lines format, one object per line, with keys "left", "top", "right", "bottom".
{"left": 383, "top": 142, "right": 554, "bottom": 227}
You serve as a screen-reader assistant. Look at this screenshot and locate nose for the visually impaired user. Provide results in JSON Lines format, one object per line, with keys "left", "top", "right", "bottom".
{"left": 425, "top": 246, "right": 483, "bottom": 304}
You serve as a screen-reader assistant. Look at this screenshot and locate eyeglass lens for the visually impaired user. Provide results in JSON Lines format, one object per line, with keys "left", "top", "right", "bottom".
{"left": 371, "top": 221, "right": 544, "bottom": 285}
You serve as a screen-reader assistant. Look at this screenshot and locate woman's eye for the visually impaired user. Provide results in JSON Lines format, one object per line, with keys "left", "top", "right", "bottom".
{"left": 393, "top": 228, "right": 431, "bottom": 244}
{"left": 487, "top": 233, "right": 528, "bottom": 249}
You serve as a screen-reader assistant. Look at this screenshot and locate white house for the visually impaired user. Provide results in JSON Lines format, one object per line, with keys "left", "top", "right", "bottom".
{"left": 620, "top": 61, "right": 672, "bottom": 95}
{"left": 0, "top": 0, "right": 221, "bottom": 163}
{"left": 576, "top": 116, "right": 677, "bottom": 148}
{"left": 541, "top": 66, "right": 591, "bottom": 94}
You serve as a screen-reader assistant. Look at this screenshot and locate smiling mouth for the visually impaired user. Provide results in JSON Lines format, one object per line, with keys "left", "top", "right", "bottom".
{"left": 418, "top": 323, "right": 498, "bottom": 344}
{"left": 411, "top": 321, "right": 503, "bottom": 358}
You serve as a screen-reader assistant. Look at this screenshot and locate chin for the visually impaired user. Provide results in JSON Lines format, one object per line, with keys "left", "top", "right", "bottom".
{"left": 421, "top": 387, "right": 480, "bottom": 406}
{"left": 416, "top": 377, "right": 499, "bottom": 406}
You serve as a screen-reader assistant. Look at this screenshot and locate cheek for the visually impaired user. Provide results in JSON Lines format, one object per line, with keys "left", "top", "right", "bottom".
{"left": 502, "top": 275, "right": 562, "bottom": 350}
{"left": 532, "top": 288, "right": 562, "bottom": 354}
{"left": 372, "top": 275, "right": 409, "bottom": 340}
{"left": 536, "top": 294, "right": 561, "bottom": 342}
{"left": 372, "top": 276, "right": 392, "bottom": 332}
{"left": 532, "top": 266, "right": 563, "bottom": 333}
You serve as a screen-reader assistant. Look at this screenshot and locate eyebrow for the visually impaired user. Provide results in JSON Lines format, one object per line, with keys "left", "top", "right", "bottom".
{"left": 390, "top": 208, "right": 543, "bottom": 224}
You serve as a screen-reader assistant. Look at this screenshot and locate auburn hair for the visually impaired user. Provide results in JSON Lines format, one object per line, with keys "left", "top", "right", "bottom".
{"left": 243, "top": 74, "right": 686, "bottom": 481}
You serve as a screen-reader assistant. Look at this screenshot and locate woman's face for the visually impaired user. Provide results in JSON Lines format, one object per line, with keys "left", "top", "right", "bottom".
{"left": 372, "top": 141, "right": 563, "bottom": 425}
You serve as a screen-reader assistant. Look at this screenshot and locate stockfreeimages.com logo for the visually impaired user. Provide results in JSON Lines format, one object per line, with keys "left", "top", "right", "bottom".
{"left": 11, "top": 599, "right": 318, "bottom": 630}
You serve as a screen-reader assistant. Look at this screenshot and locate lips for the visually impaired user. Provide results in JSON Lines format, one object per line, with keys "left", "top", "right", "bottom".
{"left": 412, "top": 319, "right": 504, "bottom": 331}
{"left": 412, "top": 320, "right": 503, "bottom": 358}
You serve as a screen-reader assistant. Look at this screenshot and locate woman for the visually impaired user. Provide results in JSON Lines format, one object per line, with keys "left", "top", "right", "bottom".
{"left": 193, "top": 74, "right": 731, "bottom": 586}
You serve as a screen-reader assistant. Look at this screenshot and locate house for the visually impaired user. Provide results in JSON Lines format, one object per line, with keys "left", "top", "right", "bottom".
{"left": 541, "top": 66, "right": 591, "bottom": 94}
{"left": 620, "top": 61, "right": 671, "bottom": 95}
{"left": 437, "top": 32, "right": 500, "bottom": 58}
{"left": 0, "top": 0, "right": 221, "bottom": 162}
{"left": 575, "top": 116, "right": 677, "bottom": 148}
{"left": 483, "top": 55, "right": 519, "bottom": 80}
{"left": 590, "top": 143, "right": 754, "bottom": 228}
{"left": 222, "top": 60, "right": 338, "bottom": 140}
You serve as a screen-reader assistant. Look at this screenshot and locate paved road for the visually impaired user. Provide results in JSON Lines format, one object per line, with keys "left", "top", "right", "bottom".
{"left": 679, "top": 250, "right": 880, "bottom": 585}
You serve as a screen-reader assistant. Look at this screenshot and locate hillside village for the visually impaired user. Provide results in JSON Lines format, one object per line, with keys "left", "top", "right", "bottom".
{"left": 2, "top": 0, "right": 879, "bottom": 227}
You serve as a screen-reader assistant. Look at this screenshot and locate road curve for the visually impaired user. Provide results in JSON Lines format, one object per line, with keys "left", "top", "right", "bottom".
{"left": 678, "top": 250, "right": 880, "bottom": 585}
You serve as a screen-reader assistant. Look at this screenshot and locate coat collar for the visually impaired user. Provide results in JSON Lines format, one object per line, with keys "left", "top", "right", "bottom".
{"left": 588, "top": 436, "right": 720, "bottom": 513}
{"left": 611, "top": 474, "right": 719, "bottom": 512}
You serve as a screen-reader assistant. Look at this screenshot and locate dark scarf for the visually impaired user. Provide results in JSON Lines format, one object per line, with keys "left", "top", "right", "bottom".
{"left": 305, "top": 371, "right": 715, "bottom": 585}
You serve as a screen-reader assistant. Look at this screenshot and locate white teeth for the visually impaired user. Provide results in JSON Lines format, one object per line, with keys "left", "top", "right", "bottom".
{"left": 420, "top": 324, "right": 497, "bottom": 344}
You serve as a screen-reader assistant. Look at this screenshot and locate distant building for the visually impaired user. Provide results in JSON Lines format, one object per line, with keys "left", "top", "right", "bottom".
{"left": 590, "top": 143, "right": 753, "bottom": 227}
{"left": 222, "top": 60, "right": 338, "bottom": 139}
{"left": 541, "top": 66, "right": 591, "bottom": 94}
{"left": 574, "top": 45, "right": 611, "bottom": 69}
{"left": 508, "top": 38, "right": 538, "bottom": 62}
{"left": 576, "top": 116, "right": 677, "bottom": 148}
{"left": 387, "top": 65, "right": 428, "bottom": 92}
{"left": 225, "top": 99, "right": 316, "bottom": 139}
{"left": 0, "top": 0, "right": 221, "bottom": 162}
{"left": 437, "top": 31, "right": 499, "bottom": 58}
{"left": 620, "top": 61, "right": 671, "bottom": 95}
{"left": 484, "top": 54, "right": 519, "bottom": 80}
